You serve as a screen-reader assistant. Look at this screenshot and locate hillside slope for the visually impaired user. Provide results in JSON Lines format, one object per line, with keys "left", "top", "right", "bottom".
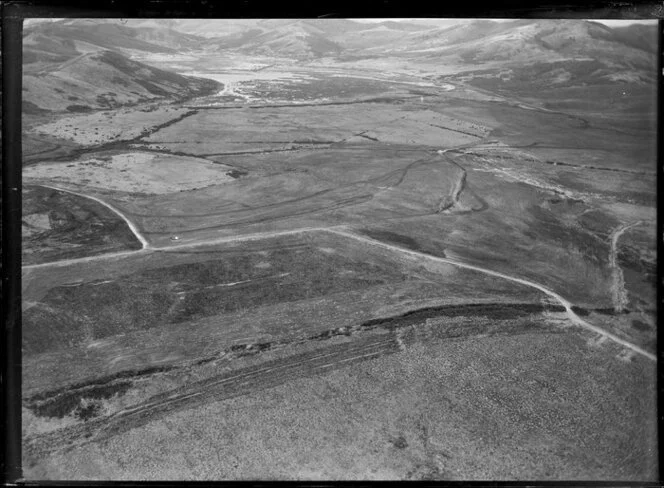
{"left": 20, "top": 18, "right": 657, "bottom": 111}
{"left": 24, "top": 49, "right": 219, "bottom": 112}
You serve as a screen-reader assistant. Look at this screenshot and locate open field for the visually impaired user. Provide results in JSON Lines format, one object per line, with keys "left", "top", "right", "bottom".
{"left": 24, "top": 151, "right": 237, "bottom": 195}
{"left": 22, "top": 231, "right": 551, "bottom": 393}
{"left": 24, "top": 322, "right": 656, "bottom": 480}
{"left": 144, "top": 101, "right": 484, "bottom": 148}
{"left": 28, "top": 106, "right": 192, "bottom": 146}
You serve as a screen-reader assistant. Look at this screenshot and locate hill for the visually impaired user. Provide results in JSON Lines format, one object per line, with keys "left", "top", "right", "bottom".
{"left": 23, "top": 23, "right": 220, "bottom": 112}
{"left": 20, "top": 18, "right": 657, "bottom": 111}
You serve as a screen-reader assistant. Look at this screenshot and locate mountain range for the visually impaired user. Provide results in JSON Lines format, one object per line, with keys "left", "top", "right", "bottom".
{"left": 22, "top": 18, "right": 658, "bottom": 112}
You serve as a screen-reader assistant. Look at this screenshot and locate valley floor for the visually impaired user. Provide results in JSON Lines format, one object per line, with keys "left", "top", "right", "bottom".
{"left": 21, "top": 61, "right": 658, "bottom": 480}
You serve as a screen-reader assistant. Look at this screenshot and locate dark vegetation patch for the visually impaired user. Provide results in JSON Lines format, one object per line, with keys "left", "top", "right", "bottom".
{"left": 25, "top": 109, "right": 199, "bottom": 167}
{"left": 229, "top": 342, "right": 273, "bottom": 356}
{"left": 571, "top": 306, "right": 590, "bottom": 316}
{"left": 359, "top": 303, "right": 565, "bottom": 330}
{"left": 226, "top": 169, "right": 248, "bottom": 179}
{"left": 23, "top": 246, "right": 406, "bottom": 354}
{"left": 594, "top": 307, "right": 624, "bottom": 316}
{"left": 23, "top": 101, "right": 49, "bottom": 115}
{"left": 25, "top": 299, "right": 559, "bottom": 422}
{"left": 27, "top": 365, "right": 176, "bottom": 404}
{"left": 27, "top": 382, "right": 132, "bottom": 419}
{"left": 390, "top": 435, "right": 409, "bottom": 449}
{"left": 73, "top": 400, "right": 104, "bottom": 421}
{"left": 573, "top": 306, "right": 637, "bottom": 316}
{"left": 22, "top": 185, "right": 141, "bottom": 266}
{"left": 308, "top": 302, "right": 564, "bottom": 344}
{"left": 23, "top": 134, "right": 81, "bottom": 165}
{"left": 66, "top": 104, "right": 92, "bottom": 113}
{"left": 631, "top": 319, "right": 650, "bottom": 331}
{"left": 528, "top": 204, "right": 608, "bottom": 264}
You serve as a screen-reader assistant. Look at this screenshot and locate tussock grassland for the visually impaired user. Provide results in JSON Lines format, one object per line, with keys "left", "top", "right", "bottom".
{"left": 24, "top": 151, "right": 236, "bottom": 195}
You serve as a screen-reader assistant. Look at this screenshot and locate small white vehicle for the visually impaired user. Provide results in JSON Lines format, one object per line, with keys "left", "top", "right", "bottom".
{"left": 170, "top": 236, "right": 180, "bottom": 241}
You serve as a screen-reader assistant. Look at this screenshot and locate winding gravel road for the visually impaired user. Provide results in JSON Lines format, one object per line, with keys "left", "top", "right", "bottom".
{"left": 325, "top": 228, "right": 656, "bottom": 362}
{"left": 23, "top": 185, "right": 656, "bottom": 361}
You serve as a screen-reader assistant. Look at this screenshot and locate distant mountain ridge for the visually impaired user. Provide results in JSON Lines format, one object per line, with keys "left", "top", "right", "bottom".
{"left": 26, "top": 18, "right": 658, "bottom": 62}
{"left": 22, "top": 18, "right": 658, "bottom": 112}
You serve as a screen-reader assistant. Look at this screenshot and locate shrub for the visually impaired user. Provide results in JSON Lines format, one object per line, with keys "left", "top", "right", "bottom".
{"left": 66, "top": 104, "right": 92, "bottom": 113}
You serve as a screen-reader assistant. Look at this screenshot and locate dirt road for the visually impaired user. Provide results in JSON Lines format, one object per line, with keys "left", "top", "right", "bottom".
{"left": 24, "top": 334, "right": 399, "bottom": 457}
{"left": 22, "top": 183, "right": 655, "bottom": 361}
{"left": 36, "top": 184, "right": 150, "bottom": 249}
{"left": 325, "top": 228, "right": 657, "bottom": 362}
{"left": 608, "top": 221, "right": 643, "bottom": 313}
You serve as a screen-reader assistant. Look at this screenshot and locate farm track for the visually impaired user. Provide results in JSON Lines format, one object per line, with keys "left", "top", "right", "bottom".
{"left": 22, "top": 78, "right": 658, "bottom": 471}
{"left": 433, "top": 145, "right": 490, "bottom": 215}
{"left": 23, "top": 208, "right": 656, "bottom": 460}
{"left": 26, "top": 300, "right": 559, "bottom": 402}
{"left": 23, "top": 217, "right": 656, "bottom": 361}
{"left": 131, "top": 150, "right": 465, "bottom": 233}
{"left": 325, "top": 229, "right": 656, "bottom": 361}
{"left": 436, "top": 151, "right": 467, "bottom": 213}
{"left": 22, "top": 249, "right": 149, "bottom": 271}
{"left": 608, "top": 221, "right": 643, "bottom": 313}
{"left": 125, "top": 154, "right": 438, "bottom": 224}
{"left": 454, "top": 148, "right": 655, "bottom": 176}
{"left": 22, "top": 226, "right": 340, "bottom": 270}
{"left": 541, "top": 161, "right": 654, "bottom": 175}
{"left": 141, "top": 193, "right": 373, "bottom": 235}
{"left": 126, "top": 186, "right": 354, "bottom": 219}
{"left": 23, "top": 145, "right": 651, "bottom": 361}
{"left": 25, "top": 297, "right": 569, "bottom": 457}
{"left": 34, "top": 184, "right": 150, "bottom": 249}
{"left": 25, "top": 335, "right": 401, "bottom": 458}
